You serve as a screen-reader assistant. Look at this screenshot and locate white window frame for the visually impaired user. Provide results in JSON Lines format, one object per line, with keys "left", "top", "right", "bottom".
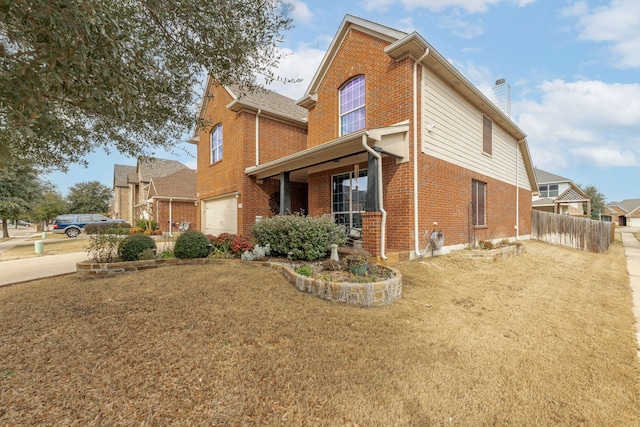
{"left": 339, "top": 76, "right": 365, "bottom": 136}
{"left": 210, "top": 124, "right": 223, "bottom": 164}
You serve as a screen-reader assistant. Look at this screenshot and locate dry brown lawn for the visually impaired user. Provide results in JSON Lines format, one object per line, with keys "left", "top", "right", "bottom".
{"left": 1, "top": 239, "right": 639, "bottom": 426}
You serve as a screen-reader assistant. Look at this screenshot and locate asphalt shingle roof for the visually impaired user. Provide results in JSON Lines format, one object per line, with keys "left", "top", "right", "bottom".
{"left": 534, "top": 168, "right": 571, "bottom": 184}
{"left": 149, "top": 169, "right": 197, "bottom": 199}
{"left": 137, "top": 158, "right": 189, "bottom": 182}
{"left": 113, "top": 164, "right": 136, "bottom": 187}
{"left": 228, "top": 85, "right": 307, "bottom": 122}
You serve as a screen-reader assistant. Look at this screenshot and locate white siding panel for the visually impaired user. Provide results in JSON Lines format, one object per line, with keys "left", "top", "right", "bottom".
{"left": 421, "top": 67, "right": 530, "bottom": 190}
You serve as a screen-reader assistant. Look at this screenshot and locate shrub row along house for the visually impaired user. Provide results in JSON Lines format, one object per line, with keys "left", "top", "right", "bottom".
{"left": 189, "top": 15, "right": 538, "bottom": 260}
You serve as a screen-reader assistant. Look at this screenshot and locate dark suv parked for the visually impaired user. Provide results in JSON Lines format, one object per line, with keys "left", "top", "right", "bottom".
{"left": 52, "top": 214, "right": 127, "bottom": 238}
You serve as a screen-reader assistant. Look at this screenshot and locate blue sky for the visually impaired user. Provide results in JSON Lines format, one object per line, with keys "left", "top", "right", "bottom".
{"left": 46, "top": 0, "right": 640, "bottom": 203}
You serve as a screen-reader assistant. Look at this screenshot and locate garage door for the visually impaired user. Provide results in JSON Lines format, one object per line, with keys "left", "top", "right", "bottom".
{"left": 204, "top": 196, "right": 238, "bottom": 236}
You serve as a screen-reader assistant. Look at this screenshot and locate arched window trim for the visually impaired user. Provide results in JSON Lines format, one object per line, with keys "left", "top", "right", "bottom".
{"left": 339, "top": 75, "right": 365, "bottom": 136}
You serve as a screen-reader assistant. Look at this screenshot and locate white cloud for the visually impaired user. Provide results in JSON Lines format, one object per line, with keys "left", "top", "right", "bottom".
{"left": 574, "top": 0, "right": 640, "bottom": 68}
{"left": 361, "top": 0, "right": 531, "bottom": 13}
{"left": 282, "top": 0, "right": 313, "bottom": 24}
{"left": 265, "top": 44, "right": 326, "bottom": 100}
{"left": 514, "top": 79, "right": 640, "bottom": 170}
{"left": 439, "top": 15, "right": 484, "bottom": 38}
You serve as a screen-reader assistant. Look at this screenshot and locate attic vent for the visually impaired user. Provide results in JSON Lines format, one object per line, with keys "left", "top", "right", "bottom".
{"left": 491, "top": 78, "right": 511, "bottom": 118}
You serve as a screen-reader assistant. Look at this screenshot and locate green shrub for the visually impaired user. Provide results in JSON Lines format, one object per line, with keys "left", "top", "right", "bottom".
{"left": 84, "top": 222, "right": 131, "bottom": 235}
{"left": 250, "top": 214, "right": 346, "bottom": 261}
{"left": 136, "top": 219, "right": 159, "bottom": 231}
{"left": 295, "top": 265, "right": 314, "bottom": 277}
{"left": 174, "top": 230, "right": 210, "bottom": 259}
{"left": 118, "top": 234, "right": 157, "bottom": 261}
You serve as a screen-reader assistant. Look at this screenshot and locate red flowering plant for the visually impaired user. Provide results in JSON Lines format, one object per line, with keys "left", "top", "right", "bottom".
{"left": 207, "top": 233, "right": 254, "bottom": 258}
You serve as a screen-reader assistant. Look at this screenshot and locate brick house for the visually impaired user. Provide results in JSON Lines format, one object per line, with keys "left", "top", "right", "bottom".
{"left": 603, "top": 199, "right": 640, "bottom": 226}
{"left": 113, "top": 158, "right": 196, "bottom": 230}
{"left": 192, "top": 15, "right": 538, "bottom": 259}
{"left": 146, "top": 168, "right": 198, "bottom": 233}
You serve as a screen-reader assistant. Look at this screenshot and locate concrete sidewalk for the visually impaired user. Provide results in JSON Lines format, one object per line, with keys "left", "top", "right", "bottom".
{"left": 620, "top": 230, "right": 640, "bottom": 358}
{"left": 0, "top": 252, "right": 88, "bottom": 287}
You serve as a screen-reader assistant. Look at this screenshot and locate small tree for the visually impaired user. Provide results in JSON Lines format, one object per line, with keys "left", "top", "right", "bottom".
{"left": 581, "top": 184, "right": 607, "bottom": 219}
{"left": 32, "top": 189, "right": 68, "bottom": 230}
{"left": 0, "top": 157, "right": 42, "bottom": 237}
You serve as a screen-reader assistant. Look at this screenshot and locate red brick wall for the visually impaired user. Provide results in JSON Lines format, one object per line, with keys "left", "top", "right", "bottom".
{"left": 154, "top": 200, "right": 197, "bottom": 233}
{"left": 416, "top": 155, "right": 532, "bottom": 248}
{"left": 307, "top": 29, "right": 414, "bottom": 148}
{"left": 196, "top": 84, "right": 308, "bottom": 236}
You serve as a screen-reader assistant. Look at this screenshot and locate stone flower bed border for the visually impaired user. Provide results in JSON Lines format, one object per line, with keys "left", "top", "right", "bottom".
{"left": 76, "top": 258, "right": 402, "bottom": 308}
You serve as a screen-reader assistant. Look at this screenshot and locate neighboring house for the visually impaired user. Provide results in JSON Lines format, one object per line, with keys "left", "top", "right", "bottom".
{"left": 191, "top": 15, "right": 538, "bottom": 259}
{"left": 603, "top": 199, "right": 640, "bottom": 226}
{"left": 532, "top": 168, "right": 591, "bottom": 216}
{"left": 112, "top": 158, "right": 194, "bottom": 228}
{"left": 145, "top": 168, "right": 197, "bottom": 233}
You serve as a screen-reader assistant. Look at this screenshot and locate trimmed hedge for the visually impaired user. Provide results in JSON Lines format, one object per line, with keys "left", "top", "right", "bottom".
{"left": 174, "top": 230, "right": 210, "bottom": 259}
{"left": 118, "top": 234, "right": 156, "bottom": 262}
{"left": 250, "top": 214, "right": 346, "bottom": 261}
{"left": 84, "top": 222, "right": 131, "bottom": 235}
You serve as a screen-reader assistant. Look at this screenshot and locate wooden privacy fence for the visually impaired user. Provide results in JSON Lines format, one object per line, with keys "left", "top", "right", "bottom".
{"left": 531, "top": 210, "right": 612, "bottom": 253}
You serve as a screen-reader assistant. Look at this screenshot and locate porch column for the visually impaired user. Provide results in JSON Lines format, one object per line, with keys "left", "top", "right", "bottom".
{"left": 279, "top": 171, "right": 291, "bottom": 214}
{"left": 365, "top": 147, "right": 382, "bottom": 211}
{"left": 362, "top": 211, "right": 382, "bottom": 256}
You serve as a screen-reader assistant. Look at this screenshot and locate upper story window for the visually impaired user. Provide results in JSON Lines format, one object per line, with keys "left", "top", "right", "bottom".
{"left": 482, "top": 115, "right": 492, "bottom": 155}
{"left": 210, "top": 124, "right": 223, "bottom": 164}
{"left": 339, "top": 76, "right": 365, "bottom": 136}
{"left": 539, "top": 184, "right": 559, "bottom": 198}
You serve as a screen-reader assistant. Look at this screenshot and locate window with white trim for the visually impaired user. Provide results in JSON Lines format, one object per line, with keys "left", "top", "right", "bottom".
{"left": 539, "top": 184, "right": 559, "bottom": 198}
{"left": 332, "top": 170, "right": 367, "bottom": 229}
{"left": 339, "top": 76, "right": 365, "bottom": 136}
{"left": 210, "top": 124, "right": 223, "bottom": 164}
{"left": 472, "top": 179, "right": 486, "bottom": 226}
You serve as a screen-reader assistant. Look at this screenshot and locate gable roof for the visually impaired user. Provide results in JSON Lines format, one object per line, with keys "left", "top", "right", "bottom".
{"left": 191, "top": 77, "right": 307, "bottom": 144}
{"left": 534, "top": 168, "right": 572, "bottom": 185}
{"left": 226, "top": 85, "right": 307, "bottom": 125}
{"left": 298, "top": 15, "right": 526, "bottom": 140}
{"left": 295, "top": 14, "right": 537, "bottom": 193}
{"left": 137, "top": 158, "right": 189, "bottom": 182}
{"left": 607, "top": 199, "right": 640, "bottom": 217}
{"left": 113, "top": 164, "right": 136, "bottom": 188}
{"left": 148, "top": 168, "right": 197, "bottom": 200}
{"left": 556, "top": 186, "right": 590, "bottom": 203}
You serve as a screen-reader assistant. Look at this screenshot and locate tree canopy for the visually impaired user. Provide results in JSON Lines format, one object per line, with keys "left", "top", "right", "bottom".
{"left": 0, "top": 157, "right": 42, "bottom": 237}
{"left": 581, "top": 184, "right": 607, "bottom": 219}
{"left": 67, "top": 181, "right": 112, "bottom": 214}
{"left": 0, "top": 0, "right": 292, "bottom": 170}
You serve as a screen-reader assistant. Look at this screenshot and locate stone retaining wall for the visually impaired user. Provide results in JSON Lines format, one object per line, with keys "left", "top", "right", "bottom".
{"left": 76, "top": 258, "right": 403, "bottom": 307}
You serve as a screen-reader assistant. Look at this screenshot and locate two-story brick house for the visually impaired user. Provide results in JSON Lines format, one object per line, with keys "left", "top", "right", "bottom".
{"left": 192, "top": 15, "right": 538, "bottom": 259}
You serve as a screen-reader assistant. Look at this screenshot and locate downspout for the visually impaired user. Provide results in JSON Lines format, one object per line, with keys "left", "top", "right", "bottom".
{"left": 362, "top": 133, "right": 387, "bottom": 260}
{"left": 255, "top": 109, "right": 262, "bottom": 165}
{"left": 169, "top": 198, "right": 173, "bottom": 238}
{"left": 413, "top": 49, "right": 430, "bottom": 256}
{"left": 515, "top": 139, "right": 525, "bottom": 241}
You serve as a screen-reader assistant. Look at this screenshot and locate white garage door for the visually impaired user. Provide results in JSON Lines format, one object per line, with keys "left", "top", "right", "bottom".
{"left": 629, "top": 217, "right": 640, "bottom": 227}
{"left": 204, "top": 196, "right": 238, "bottom": 236}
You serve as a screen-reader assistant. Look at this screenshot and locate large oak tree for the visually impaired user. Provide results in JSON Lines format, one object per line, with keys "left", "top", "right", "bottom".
{"left": 0, "top": 0, "right": 292, "bottom": 170}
